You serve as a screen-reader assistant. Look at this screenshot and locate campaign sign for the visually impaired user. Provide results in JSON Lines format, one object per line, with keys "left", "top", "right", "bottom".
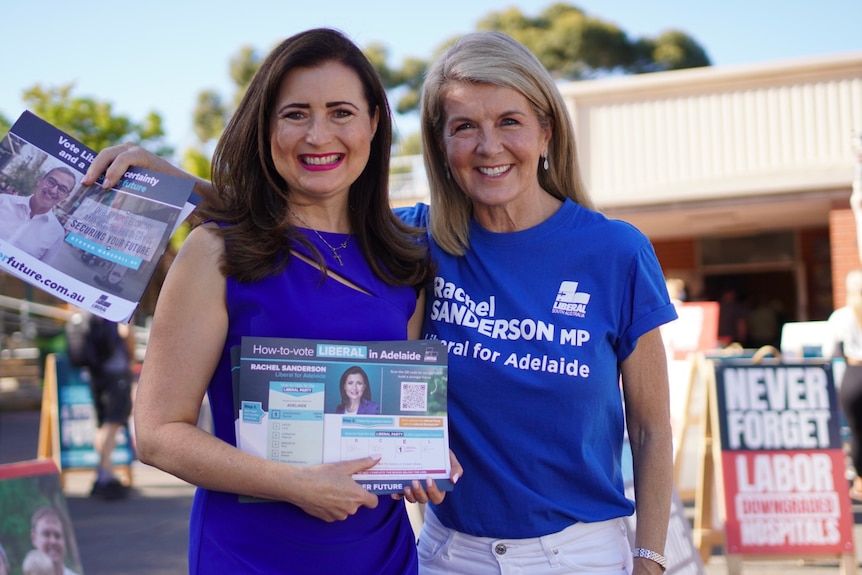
{"left": 713, "top": 360, "right": 855, "bottom": 554}
{"left": 53, "top": 353, "right": 134, "bottom": 469}
{"left": 0, "top": 460, "right": 85, "bottom": 575}
{"left": 662, "top": 301, "right": 719, "bottom": 361}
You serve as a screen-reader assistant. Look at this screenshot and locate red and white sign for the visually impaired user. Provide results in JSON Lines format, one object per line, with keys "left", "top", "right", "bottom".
{"left": 722, "top": 450, "right": 854, "bottom": 553}
{"left": 714, "top": 361, "right": 855, "bottom": 555}
{"left": 663, "top": 302, "right": 720, "bottom": 361}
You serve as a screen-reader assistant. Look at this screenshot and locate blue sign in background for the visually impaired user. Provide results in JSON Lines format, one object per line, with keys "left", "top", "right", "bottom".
{"left": 54, "top": 353, "right": 135, "bottom": 469}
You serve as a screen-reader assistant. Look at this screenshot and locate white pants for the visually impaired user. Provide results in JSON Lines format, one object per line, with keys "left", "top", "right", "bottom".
{"left": 417, "top": 508, "right": 633, "bottom": 575}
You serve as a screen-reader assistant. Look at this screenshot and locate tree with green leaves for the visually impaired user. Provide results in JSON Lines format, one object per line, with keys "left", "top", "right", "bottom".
{"left": 0, "top": 114, "right": 10, "bottom": 140}
{"left": 379, "top": 2, "right": 711, "bottom": 114}
{"left": 0, "top": 85, "right": 173, "bottom": 205}
{"left": 7, "top": 84, "right": 172, "bottom": 157}
{"left": 189, "top": 3, "right": 710, "bottom": 154}
{"left": 190, "top": 45, "right": 262, "bottom": 149}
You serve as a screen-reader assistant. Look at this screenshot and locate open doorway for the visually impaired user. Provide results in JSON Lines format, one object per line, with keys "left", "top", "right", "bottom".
{"left": 702, "top": 271, "right": 796, "bottom": 349}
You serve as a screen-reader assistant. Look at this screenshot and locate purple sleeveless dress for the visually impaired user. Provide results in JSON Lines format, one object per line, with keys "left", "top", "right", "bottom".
{"left": 188, "top": 229, "right": 419, "bottom": 574}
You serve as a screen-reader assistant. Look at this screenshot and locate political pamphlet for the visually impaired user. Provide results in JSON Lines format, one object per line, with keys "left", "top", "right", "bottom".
{"left": 234, "top": 337, "right": 451, "bottom": 494}
{"left": 0, "top": 111, "right": 197, "bottom": 323}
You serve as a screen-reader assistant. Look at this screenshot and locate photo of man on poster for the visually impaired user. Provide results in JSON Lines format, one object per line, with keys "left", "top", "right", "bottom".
{"left": 0, "top": 165, "right": 75, "bottom": 261}
{"left": 29, "top": 506, "right": 80, "bottom": 575}
{"left": 0, "top": 461, "right": 85, "bottom": 575}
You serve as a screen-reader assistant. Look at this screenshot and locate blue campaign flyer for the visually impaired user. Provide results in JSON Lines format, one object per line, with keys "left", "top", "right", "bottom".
{"left": 0, "top": 110, "right": 196, "bottom": 322}
{"left": 235, "top": 337, "right": 451, "bottom": 494}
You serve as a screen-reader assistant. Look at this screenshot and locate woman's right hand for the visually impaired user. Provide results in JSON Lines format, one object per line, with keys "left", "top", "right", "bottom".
{"left": 287, "top": 456, "right": 382, "bottom": 522}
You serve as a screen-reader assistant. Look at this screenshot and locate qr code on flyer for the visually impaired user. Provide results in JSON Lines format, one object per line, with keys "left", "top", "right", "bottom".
{"left": 400, "top": 381, "right": 428, "bottom": 411}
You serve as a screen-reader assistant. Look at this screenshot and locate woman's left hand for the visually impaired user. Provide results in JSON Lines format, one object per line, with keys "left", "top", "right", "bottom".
{"left": 392, "top": 449, "right": 462, "bottom": 504}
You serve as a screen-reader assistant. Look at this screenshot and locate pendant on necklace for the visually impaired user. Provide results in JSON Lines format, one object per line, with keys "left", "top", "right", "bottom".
{"left": 289, "top": 208, "right": 349, "bottom": 266}
{"left": 323, "top": 234, "right": 349, "bottom": 266}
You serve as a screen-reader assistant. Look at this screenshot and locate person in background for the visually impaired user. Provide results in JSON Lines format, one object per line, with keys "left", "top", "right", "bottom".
{"left": 826, "top": 269, "right": 862, "bottom": 501}
{"left": 717, "top": 287, "right": 749, "bottom": 347}
{"left": 82, "top": 28, "right": 459, "bottom": 575}
{"left": 88, "top": 316, "right": 136, "bottom": 500}
{"left": 0, "top": 166, "right": 74, "bottom": 260}
{"left": 665, "top": 277, "right": 686, "bottom": 305}
{"left": 398, "top": 31, "right": 677, "bottom": 574}
{"left": 746, "top": 295, "right": 783, "bottom": 349}
{"left": 336, "top": 366, "right": 379, "bottom": 414}
{"left": 29, "top": 506, "right": 79, "bottom": 575}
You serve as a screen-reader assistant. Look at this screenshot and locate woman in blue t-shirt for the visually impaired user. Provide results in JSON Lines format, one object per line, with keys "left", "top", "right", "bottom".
{"left": 398, "top": 32, "right": 677, "bottom": 575}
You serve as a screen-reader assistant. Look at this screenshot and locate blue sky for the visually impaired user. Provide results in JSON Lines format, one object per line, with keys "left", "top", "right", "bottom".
{"left": 4, "top": 0, "right": 860, "bottom": 153}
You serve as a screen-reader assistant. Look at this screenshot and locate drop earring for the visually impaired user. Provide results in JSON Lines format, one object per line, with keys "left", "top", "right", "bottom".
{"left": 542, "top": 152, "right": 549, "bottom": 171}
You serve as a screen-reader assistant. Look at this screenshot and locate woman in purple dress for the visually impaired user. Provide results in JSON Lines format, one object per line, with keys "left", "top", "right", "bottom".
{"left": 84, "top": 28, "right": 459, "bottom": 574}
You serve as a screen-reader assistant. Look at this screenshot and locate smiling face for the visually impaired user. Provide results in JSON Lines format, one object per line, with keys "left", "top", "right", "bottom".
{"left": 269, "top": 61, "right": 379, "bottom": 205}
{"left": 344, "top": 373, "right": 367, "bottom": 402}
{"left": 441, "top": 81, "right": 551, "bottom": 223}
{"left": 31, "top": 514, "right": 66, "bottom": 568}
{"left": 30, "top": 168, "right": 75, "bottom": 215}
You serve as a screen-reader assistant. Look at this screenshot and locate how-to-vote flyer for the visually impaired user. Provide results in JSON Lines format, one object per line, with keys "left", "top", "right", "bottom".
{"left": 234, "top": 337, "right": 451, "bottom": 494}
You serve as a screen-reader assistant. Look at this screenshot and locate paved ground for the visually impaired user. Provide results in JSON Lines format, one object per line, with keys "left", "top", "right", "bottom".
{"left": 2, "top": 407, "right": 862, "bottom": 574}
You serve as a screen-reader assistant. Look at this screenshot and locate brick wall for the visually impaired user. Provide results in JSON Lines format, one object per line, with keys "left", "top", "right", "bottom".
{"left": 653, "top": 238, "right": 697, "bottom": 270}
{"left": 830, "top": 204, "right": 861, "bottom": 309}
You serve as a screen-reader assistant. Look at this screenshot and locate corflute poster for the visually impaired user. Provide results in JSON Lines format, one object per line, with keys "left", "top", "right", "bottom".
{"left": 714, "top": 360, "right": 855, "bottom": 555}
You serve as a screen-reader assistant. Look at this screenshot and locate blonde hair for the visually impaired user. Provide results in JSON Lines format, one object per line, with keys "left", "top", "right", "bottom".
{"left": 421, "top": 31, "right": 594, "bottom": 255}
{"left": 22, "top": 549, "right": 54, "bottom": 575}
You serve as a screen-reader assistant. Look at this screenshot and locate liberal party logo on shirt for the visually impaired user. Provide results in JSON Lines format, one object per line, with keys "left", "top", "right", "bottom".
{"left": 552, "top": 281, "right": 590, "bottom": 318}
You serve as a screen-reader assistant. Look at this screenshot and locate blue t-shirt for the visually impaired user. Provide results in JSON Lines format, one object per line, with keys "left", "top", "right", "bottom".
{"left": 397, "top": 200, "right": 677, "bottom": 539}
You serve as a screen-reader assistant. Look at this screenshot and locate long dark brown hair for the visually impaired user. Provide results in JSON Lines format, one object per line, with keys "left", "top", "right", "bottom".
{"left": 338, "top": 365, "right": 372, "bottom": 407}
{"left": 198, "top": 28, "right": 432, "bottom": 286}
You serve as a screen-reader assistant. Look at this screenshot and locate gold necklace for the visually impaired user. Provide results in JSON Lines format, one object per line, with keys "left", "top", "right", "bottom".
{"left": 289, "top": 209, "right": 350, "bottom": 266}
